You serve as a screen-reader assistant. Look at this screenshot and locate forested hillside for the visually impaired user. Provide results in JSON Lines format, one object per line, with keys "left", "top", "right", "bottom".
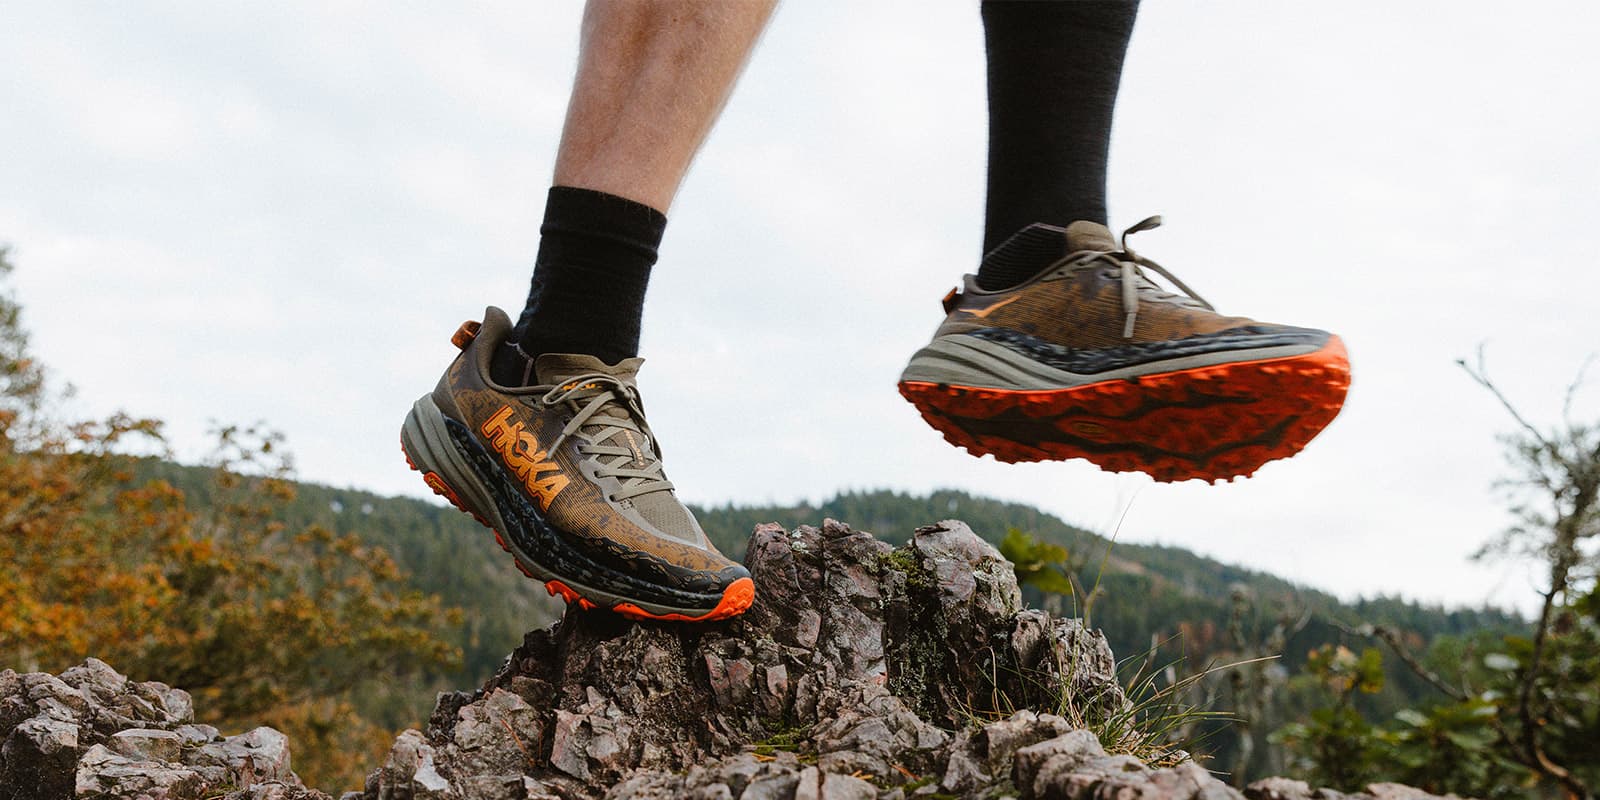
{"left": 135, "top": 460, "right": 566, "bottom": 698}
{"left": 696, "top": 489, "right": 1520, "bottom": 670}
{"left": 139, "top": 461, "right": 1523, "bottom": 782}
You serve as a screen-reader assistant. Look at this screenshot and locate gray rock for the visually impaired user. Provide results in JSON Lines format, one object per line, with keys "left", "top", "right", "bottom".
{"left": 1247, "top": 777, "right": 1315, "bottom": 800}
{"left": 413, "top": 755, "right": 451, "bottom": 793}
{"left": 605, "top": 771, "right": 687, "bottom": 799}
{"left": 74, "top": 744, "right": 204, "bottom": 799}
{"left": 739, "top": 771, "right": 801, "bottom": 800}
{"left": 1, "top": 660, "right": 328, "bottom": 800}
{"left": 1013, "top": 729, "right": 1107, "bottom": 798}
{"left": 23, "top": 671, "right": 88, "bottom": 720}
{"left": 449, "top": 774, "right": 529, "bottom": 800}
{"left": 371, "top": 729, "right": 446, "bottom": 800}
{"left": 1011, "top": 730, "right": 1261, "bottom": 799}
{"left": 1365, "top": 785, "right": 1464, "bottom": 800}
{"left": 175, "top": 723, "right": 222, "bottom": 746}
{"left": 190, "top": 726, "right": 295, "bottom": 786}
{"left": 3, "top": 714, "right": 80, "bottom": 799}
{"left": 110, "top": 728, "right": 183, "bottom": 762}
{"left": 223, "top": 785, "right": 330, "bottom": 800}
{"left": 450, "top": 688, "right": 540, "bottom": 778}
{"left": 789, "top": 766, "right": 877, "bottom": 800}
{"left": 59, "top": 659, "right": 127, "bottom": 702}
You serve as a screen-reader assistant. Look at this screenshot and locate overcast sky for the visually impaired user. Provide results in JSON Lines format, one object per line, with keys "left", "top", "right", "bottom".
{"left": 5, "top": 2, "right": 1598, "bottom": 615}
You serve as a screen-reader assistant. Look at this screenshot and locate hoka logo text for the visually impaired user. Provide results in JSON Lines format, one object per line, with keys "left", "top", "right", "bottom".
{"left": 481, "top": 406, "right": 569, "bottom": 510}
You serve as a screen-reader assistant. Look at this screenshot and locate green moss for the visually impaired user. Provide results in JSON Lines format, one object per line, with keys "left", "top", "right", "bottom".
{"left": 881, "top": 547, "right": 929, "bottom": 590}
{"left": 749, "top": 726, "right": 811, "bottom": 758}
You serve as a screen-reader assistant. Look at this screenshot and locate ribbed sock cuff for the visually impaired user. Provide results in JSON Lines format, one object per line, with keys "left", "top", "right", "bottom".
{"left": 538, "top": 186, "right": 667, "bottom": 259}
{"left": 508, "top": 187, "right": 667, "bottom": 374}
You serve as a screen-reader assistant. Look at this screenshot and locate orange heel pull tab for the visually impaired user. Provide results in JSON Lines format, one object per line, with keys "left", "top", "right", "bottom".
{"left": 451, "top": 320, "right": 482, "bottom": 350}
{"left": 941, "top": 287, "right": 962, "bottom": 314}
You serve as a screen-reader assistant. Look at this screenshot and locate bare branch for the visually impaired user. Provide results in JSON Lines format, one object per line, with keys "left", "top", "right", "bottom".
{"left": 1563, "top": 353, "right": 1596, "bottom": 429}
{"left": 1335, "top": 620, "right": 1467, "bottom": 702}
{"left": 1458, "top": 346, "right": 1549, "bottom": 449}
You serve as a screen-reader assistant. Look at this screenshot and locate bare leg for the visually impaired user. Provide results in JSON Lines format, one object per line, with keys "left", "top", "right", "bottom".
{"left": 554, "top": 0, "right": 777, "bottom": 213}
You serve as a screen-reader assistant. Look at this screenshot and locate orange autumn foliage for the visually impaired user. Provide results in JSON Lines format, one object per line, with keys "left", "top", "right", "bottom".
{"left": 0, "top": 248, "right": 462, "bottom": 791}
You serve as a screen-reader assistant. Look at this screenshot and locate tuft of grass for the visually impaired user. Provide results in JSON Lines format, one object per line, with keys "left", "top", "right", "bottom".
{"left": 962, "top": 640, "right": 1252, "bottom": 770}
{"left": 1080, "top": 646, "right": 1261, "bottom": 769}
{"left": 989, "top": 490, "right": 1254, "bottom": 770}
{"left": 748, "top": 726, "right": 817, "bottom": 764}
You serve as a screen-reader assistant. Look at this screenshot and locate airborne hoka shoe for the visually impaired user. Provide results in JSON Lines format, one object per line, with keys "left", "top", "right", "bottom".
{"left": 400, "top": 307, "right": 753, "bottom": 622}
{"left": 898, "top": 217, "right": 1350, "bottom": 482}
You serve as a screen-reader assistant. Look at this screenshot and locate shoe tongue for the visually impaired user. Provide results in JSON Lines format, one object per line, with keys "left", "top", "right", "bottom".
{"left": 534, "top": 353, "right": 644, "bottom": 387}
{"left": 535, "top": 353, "right": 647, "bottom": 429}
{"left": 534, "top": 353, "right": 693, "bottom": 539}
{"left": 1064, "top": 220, "right": 1118, "bottom": 252}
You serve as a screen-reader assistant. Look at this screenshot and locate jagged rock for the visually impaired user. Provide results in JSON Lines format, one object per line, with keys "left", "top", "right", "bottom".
{"left": 349, "top": 518, "right": 1469, "bottom": 799}
{"left": 941, "top": 710, "right": 1076, "bottom": 793}
{"left": 349, "top": 520, "right": 1072, "bottom": 798}
{"left": 74, "top": 744, "right": 205, "bottom": 799}
{"left": 3, "top": 714, "right": 79, "bottom": 799}
{"left": 0, "top": 659, "right": 327, "bottom": 800}
{"left": 189, "top": 727, "right": 296, "bottom": 786}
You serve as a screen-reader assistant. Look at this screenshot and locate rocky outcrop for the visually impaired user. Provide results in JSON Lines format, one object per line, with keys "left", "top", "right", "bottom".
{"left": 36, "top": 518, "right": 1466, "bottom": 799}
{"left": 0, "top": 658, "right": 326, "bottom": 800}
{"left": 355, "top": 520, "right": 1469, "bottom": 800}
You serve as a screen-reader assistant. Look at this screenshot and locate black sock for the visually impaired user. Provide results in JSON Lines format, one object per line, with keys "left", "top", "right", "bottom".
{"left": 978, "top": 0, "right": 1138, "bottom": 288}
{"left": 499, "top": 186, "right": 667, "bottom": 383}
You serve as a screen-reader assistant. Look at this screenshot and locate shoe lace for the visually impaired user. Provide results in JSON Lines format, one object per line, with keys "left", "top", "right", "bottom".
{"left": 539, "top": 374, "right": 674, "bottom": 503}
{"left": 1059, "top": 215, "right": 1215, "bottom": 338}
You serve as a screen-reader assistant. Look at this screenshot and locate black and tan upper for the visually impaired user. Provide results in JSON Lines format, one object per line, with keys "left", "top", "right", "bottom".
{"left": 933, "top": 219, "right": 1329, "bottom": 372}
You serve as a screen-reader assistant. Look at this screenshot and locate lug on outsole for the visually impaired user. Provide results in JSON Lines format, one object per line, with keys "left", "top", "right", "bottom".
{"left": 401, "top": 437, "right": 753, "bottom": 622}
{"left": 899, "top": 337, "right": 1351, "bottom": 483}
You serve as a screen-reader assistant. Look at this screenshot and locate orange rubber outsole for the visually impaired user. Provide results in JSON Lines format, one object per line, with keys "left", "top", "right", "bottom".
{"left": 402, "top": 438, "right": 753, "bottom": 622}
{"left": 899, "top": 337, "right": 1351, "bottom": 483}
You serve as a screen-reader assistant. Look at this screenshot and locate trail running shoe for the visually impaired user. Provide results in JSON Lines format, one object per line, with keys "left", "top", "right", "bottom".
{"left": 898, "top": 217, "right": 1350, "bottom": 482}
{"left": 400, "top": 307, "right": 753, "bottom": 622}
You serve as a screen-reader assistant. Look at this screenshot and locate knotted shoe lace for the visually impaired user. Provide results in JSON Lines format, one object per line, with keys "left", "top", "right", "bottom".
{"left": 899, "top": 217, "right": 1351, "bottom": 482}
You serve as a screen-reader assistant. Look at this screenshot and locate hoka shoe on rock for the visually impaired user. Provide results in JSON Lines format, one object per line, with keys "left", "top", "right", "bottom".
{"left": 401, "top": 307, "right": 753, "bottom": 622}
{"left": 899, "top": 217, "right": 1350, "bottom": 482}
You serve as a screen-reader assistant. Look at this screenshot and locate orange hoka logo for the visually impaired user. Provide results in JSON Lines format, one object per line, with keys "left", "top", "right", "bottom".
{"left": 966, "top": 295, "right": 1020, "bottom": 318}
{"left": 481, "top": 406, "right": 569, "bottom": 510}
